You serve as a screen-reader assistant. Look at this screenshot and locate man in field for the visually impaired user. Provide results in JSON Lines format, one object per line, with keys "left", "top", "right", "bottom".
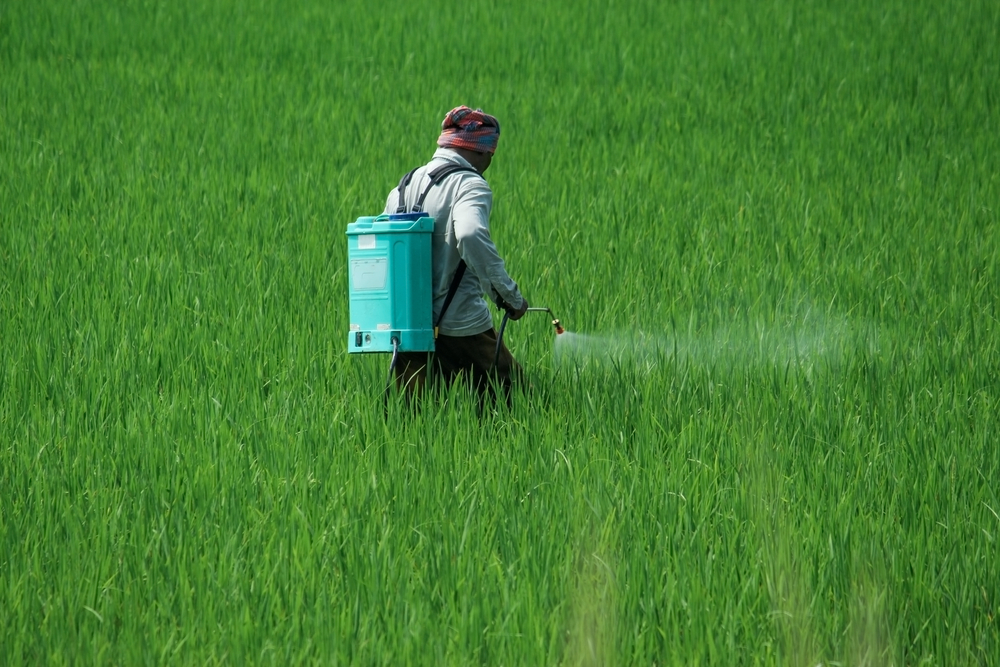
{"left": 385, "top": 105, "right": 528, "bottom": 400}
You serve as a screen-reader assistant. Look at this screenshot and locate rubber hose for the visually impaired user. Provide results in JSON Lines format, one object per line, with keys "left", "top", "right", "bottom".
{"left": 494, "top": 312, "right": 511, "bottom": 371}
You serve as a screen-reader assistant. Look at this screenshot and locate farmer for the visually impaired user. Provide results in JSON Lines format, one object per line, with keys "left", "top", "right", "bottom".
{"left": 385, "top": 105, "right": 528, "bottom": 399}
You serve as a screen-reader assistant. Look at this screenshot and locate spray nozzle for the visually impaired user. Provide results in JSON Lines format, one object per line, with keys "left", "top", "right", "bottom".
{"left": 525, "top": 307, "right": 564, "bottom": 335}
{"left": 494, "top": 306, "right": 565, "bottom": 369}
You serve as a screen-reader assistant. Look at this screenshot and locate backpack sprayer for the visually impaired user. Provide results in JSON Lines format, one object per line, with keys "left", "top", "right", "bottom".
{"left": 346, "top": 164, "right": 563, "bottom": 383}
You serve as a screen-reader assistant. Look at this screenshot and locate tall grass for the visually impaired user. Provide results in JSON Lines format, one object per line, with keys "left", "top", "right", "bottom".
{"left": 2, "top": 0, "right": 998, "bottom": 664}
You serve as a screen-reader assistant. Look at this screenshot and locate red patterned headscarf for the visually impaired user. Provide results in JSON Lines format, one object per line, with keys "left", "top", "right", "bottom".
{"left": 437, "top": 106, "right": 501, "bottom": 154}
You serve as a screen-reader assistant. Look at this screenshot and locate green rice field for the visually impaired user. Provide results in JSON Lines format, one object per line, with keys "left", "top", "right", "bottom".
{"left": 2, "top": 0, "right": 998, "bottom": 664}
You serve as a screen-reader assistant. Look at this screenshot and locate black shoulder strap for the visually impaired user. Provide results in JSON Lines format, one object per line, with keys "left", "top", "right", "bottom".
{"left": 426, "top": 162, "right": 479, "bottom": 186}
{"left": 416, "top": 163, "right": 479, "bottom": 212}
{"left": 428, "top": 165, "right": 479, "bottom": 336}
{"left": 394, "top": 168, "right": 419, "bottom": 214}
{"left": 434, "top": 260, "right": 466, "bottom": 338}
{"left": 395, "top": 163, "right": 479, "bottom": 215}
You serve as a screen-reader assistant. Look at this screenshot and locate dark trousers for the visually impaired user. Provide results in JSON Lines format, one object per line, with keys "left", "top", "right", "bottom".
{"left": 394, "top": 328, "right": 522, "bottom": 401}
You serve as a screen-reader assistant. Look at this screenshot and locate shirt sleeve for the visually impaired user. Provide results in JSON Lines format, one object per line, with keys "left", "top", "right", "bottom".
{"left": 451, "top": 179, "right": 524, "bottom": 310}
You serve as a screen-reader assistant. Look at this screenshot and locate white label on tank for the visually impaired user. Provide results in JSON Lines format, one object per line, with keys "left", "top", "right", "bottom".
{"left": 350, "top": 258, "right": 387, "bottom": 290}
{"left": 358, "top": 235, "right": 376, "bottom": 250}
{"left": 377, "top": 324, "right": 391, "bottom": 330}
{"left": 350, "top": 324, "right": 360, "bottom": 331}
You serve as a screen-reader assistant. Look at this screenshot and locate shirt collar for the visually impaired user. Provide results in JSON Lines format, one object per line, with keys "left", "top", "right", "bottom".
{"left": 432, "top": 147, "right": 475, "bottom": 169}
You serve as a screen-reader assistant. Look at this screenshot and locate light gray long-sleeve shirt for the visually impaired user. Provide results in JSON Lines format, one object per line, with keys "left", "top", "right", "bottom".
{"left": 383, "top": 148, "right": 524, "bottom": 337}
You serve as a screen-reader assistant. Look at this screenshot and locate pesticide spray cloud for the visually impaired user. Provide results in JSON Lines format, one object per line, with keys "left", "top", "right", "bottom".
{"left": 554, "top": 310, "right": 873, "bottom": 372}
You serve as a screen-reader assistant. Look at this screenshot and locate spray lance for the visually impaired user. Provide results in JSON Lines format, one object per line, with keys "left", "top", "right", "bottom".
{"left": 493, "top": 305, "right": 565, "bottom": 370}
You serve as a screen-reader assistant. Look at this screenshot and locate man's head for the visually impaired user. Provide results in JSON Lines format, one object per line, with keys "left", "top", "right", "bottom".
{"left": 437, "top": 106, "right": 500, "bottom": 174}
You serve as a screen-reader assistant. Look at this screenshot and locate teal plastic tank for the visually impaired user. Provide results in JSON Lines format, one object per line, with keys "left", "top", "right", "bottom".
{"left": 346, "top": 213, "right": 435, "bottom": 353}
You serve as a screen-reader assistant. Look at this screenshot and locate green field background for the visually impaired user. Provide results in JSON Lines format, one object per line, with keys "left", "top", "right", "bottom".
{"left": 2, "top": 0, "right": 998, "bottom": 664}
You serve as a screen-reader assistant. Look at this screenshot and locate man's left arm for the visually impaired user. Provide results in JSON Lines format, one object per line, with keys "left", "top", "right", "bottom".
{"left": 451, "top": 182, "right": 524, "bottom": 312}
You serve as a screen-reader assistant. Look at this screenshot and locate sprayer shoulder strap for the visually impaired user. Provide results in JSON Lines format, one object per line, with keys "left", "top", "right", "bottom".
{"left": 395, "top": 163, "right": 480, "bottom": 214}
{"left": 435, "top": 260, "right": 466, "bottom": 335}
{"left": 429, "top": 166, "right": 480, "bottom": 333}
{"left": 394, "top": 168, "right": 419, "bottom": 214}
{"left": 418, "top": 163, "right": 479, "bottom": 211}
